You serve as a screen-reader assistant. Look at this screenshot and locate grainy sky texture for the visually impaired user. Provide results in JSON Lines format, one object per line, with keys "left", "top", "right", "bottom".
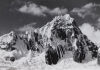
{"left": 0, "top": 0, "right": 100, "bottom": 35}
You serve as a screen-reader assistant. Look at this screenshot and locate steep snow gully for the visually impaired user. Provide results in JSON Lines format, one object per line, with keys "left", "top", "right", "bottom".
{"left": 0, "top": 14, "right": 100, "bottom": 70}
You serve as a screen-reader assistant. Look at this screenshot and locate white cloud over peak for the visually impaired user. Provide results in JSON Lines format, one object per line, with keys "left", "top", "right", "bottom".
{"left": 18, "top": 23, "right": 36, "bottom": 32}
{"left": 80, "top": 23, "right": 100, "bottom": 46}
{"left": 49, "top": 7, "right": 68, "bottom": 15}
{"left": 18, "top": 3, "right": 68, "bottom": 16}
{"left": 72, "top": 3, "right": 100, "bottom": 18}
{"left": 19, "top": 3, "right": 47, "bottom": 16}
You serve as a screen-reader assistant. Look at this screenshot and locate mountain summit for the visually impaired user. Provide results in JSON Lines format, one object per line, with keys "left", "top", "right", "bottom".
{"left": 0, "top": 14, "right": 98, "bottom": 64}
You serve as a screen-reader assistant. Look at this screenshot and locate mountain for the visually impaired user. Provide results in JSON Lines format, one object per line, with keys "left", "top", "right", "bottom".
{"left": 39, "top": 14, "right": 98, "bottom": 64}
{"left": 0, "top": 14, "right": 98, "bottom": 65}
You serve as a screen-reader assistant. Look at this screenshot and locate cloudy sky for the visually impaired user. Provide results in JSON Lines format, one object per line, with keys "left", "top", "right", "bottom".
{"left": 0, "top": 0, "right": 100, "bottom": 35}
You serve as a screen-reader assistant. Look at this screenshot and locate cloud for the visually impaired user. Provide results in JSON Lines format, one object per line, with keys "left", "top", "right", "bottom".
{"left": 18, "top": 23, "right": 36, "bottom": 32}
{"left": 79, "top": 23, "right": 100, "bottom": 45}
{"left": 18, "top": 3, "right": 68, "bottom": 16}
{"left": 71, "top": 3, "right": 100, "bottom": 18}
{"left": 49, "top": 8, "right": 68, "bottom": 15}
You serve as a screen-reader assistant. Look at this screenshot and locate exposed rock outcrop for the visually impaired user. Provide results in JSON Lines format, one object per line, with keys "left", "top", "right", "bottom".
{"left": 0, "top": 14, "right": 98, "bottom": 64}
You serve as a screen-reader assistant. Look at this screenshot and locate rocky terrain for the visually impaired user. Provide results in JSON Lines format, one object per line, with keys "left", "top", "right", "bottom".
{"left": 0, "top": 14, "right": 99, "bottom": 70}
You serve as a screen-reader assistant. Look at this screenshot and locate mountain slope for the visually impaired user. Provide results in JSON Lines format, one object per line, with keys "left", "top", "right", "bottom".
{"left": 0, "top": 14, "right": 98, "bottom": 68}
{"left": 39, "top": 14, "right": 98, "bottom": 64}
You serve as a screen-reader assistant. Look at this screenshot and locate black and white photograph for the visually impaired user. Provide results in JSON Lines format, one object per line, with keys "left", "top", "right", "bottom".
{"left": 0, "top": 0, "right": 100, "bottom": 70}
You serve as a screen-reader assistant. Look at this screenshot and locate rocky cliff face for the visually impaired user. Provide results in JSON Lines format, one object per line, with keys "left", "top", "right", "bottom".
{"left": 0, "top": 14, "right": 98, "bottom": 64}
{"left": 41, "top": 14, "right": 98, "bottom": 64}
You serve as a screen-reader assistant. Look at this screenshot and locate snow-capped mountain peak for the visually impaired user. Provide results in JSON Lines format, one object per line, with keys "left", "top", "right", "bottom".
{"left": 0, "top": 31, "right": 17, "bottom": 49}
{"left": 39, "top": 14, "right": 74, "bottom": 38}
{"left": 64, "top": 14, "right": 74, "bottom": 24}
{"left": 0, "top": 14, "right": 98, "bottom": 67}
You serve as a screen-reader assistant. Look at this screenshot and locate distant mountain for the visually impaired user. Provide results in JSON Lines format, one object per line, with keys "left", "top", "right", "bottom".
{"left": 0, "top": 14, "right": 98, "bottom": 65}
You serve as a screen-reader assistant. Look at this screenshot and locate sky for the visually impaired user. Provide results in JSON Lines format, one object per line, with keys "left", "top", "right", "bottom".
{"left": 0, "top": 0, "right": 100, "bottom": 35}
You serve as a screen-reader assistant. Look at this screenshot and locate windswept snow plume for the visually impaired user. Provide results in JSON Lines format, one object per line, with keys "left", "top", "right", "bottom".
{"left": 80, "top": 23, "right": 100, "bottom": 46}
